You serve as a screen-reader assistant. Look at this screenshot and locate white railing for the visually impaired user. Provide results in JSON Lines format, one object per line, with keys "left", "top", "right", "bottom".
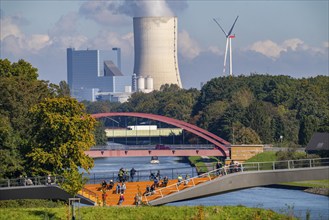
{"left": 143, "top": 157, "right": 329, "bottom": 204}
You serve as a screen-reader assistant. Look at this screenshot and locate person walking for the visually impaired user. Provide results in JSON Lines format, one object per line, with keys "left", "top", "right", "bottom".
{"left": 118, "top": 193, "right": 124, "bottom": 205}
{"left": 102, "top": 191, "right": 107, "bottom": 207}
{"left": 116, "top": 183, "right": 121, "bottom": 194}
{"left": 121, "top": 182, "right": 126, "bottom": 194}
{"left": 130, "top": 168, "right": 136, "bottom": 182}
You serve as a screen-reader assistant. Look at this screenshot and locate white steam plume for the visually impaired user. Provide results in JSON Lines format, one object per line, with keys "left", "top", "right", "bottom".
{"left": 117, "top": 0, "right": 173, "bottom": 17}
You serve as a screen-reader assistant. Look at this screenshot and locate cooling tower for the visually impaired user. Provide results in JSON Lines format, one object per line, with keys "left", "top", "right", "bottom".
{"left": 133, "top": 17, "right": 182, "bottom": 90}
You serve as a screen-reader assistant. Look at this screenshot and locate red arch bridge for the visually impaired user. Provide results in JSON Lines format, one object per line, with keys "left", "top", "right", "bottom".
{"left": 85, "top": 112, "right": 231, "bottom": 158}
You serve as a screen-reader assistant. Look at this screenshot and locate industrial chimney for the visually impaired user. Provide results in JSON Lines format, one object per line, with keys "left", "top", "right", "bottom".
{"left": 133, "top": 17, "right": 182, "bottom": 90}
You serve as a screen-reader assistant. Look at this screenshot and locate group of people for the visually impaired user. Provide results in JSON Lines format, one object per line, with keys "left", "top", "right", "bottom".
{"left": 144, "top": 172, "right": 192, "bottom": 196}
{"left": 144, "top": 170, "right": 170, "bottom": 196}
{"left": 118, "top": 167, "right": 137, "bottom": 182}
{"left": 101, "top": 179, "right": 114, "bottom": 190}
{"left": 100, "top": 179, "right": 126, "bottom": 206}
{"left": 19, "top": 174, "right": 54, "bottom": 186}
{"left": 177, "top": 174, "right": 190, "bottom": 186}
{"left": 215, "top": 160, "right": 242, "bottom": 175}
{"left": 98, "top": 160, "right": 244, "bottom": 206}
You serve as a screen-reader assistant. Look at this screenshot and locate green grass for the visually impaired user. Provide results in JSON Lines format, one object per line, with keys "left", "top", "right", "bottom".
{"left": 280, "top": 180, "right": 329, "bottom": 189}
{"left": 0, "top": 206, "right": 296, "bottom": 220}
{"left": 245, "top": 152, "right": 328, "bottom": 190}
{"left": 245, "top": 151, "right": 277, "bottom": 163}
{"left": 187, "top": 156, "right": 219, "bottom": 173}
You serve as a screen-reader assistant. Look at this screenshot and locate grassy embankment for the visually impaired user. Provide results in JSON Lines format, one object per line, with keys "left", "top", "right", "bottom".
{"left": 187, "top": 156, "right": 219, "bottom": 173}
{"left": 0, "top": 205, "right": 296, "bottom": 220}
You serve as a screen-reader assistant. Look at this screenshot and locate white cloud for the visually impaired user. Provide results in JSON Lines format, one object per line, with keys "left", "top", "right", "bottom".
{"left": 282, "top": 38, "right": 304, "bottom": 50}
{"left": 89, "top": 30, "right": 133, "bottom": 55}
{"left": 178, "top": 30, "right": 201, "bottom": 60}
{"left": 247, "top": 38, "right": 327, "bottom": 60}
{"left": 0, "top": 16, "right": 23, "bottom": 40}
{"left": 49, "top": 12, "right": 80, "bottom": 36}
{"left": 79, "top": 1, "right": 129, "bottom": 26}
{"left": 51, "top": 35, "right": 88, "bottom": 50}
{"left": 207, "top": 46, "right": 222, "bottom": 56}
{"left": 1, "top": 15, "right": 52, "bottom": 55}
{"left": 248, "top": 40, "right": 283, "bottom": 59}
{"left": 26, "top": 34, "right": 52, "bottom": 51}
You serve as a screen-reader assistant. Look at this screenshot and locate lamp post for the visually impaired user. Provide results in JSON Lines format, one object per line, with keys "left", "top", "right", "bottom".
{"left": 112, "top": 47, "right": 121, "bottom": 71}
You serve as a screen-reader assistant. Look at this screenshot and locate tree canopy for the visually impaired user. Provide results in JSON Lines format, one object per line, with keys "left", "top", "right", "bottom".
{"left": 84, "top": 74, "right": 328, "bottom": 147}
{"left": 26, "top": 97, "right": 96, "bottom": 194}
{"left": 0, "top": 59, "right": 96, "bottom": 195}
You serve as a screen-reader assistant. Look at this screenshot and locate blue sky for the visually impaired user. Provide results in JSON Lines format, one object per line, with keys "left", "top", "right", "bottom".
{"left": 1, "top": 0, "right": 328, "bottom": 89}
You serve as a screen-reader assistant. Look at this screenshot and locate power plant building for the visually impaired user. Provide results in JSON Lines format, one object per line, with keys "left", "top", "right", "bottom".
{"left": 67, "top": 48, "right": 131, "bottom": 102}
{"left": 133, "top": 17, "right": 182, "bottom": 90}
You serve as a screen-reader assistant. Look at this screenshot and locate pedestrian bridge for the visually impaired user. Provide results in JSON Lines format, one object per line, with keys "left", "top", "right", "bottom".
{"left": 145, "top": 158, "right": 329, "bottom": 206}
{"left": 0, "top": 158, "right": 328, "bottom": 206}
{"left": 0, "top": 176, "right": 96, "bottom": 205}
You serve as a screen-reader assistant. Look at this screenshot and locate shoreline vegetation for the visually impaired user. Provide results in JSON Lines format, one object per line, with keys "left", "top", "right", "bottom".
{"left": 0, "top": 205, "right": 297, "bottom": 220}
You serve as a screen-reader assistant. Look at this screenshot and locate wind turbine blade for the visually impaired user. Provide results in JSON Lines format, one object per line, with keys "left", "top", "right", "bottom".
{"left": 227, "top": 16, "right": 239, "bottom": 36}
{"left": 229, "top": 38, "right": 233, "bottom": 76}
{"left": 213, "top": 18, "right": 227, "bottom": 36}
{"left": 223, "top": 38, "right": 229, "bottom": 74}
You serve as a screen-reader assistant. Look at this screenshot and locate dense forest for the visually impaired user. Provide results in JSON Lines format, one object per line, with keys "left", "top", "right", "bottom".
{"left": 1, "top": 58, "right": 328, "bottom": 181}
{"left": 84, "top": 75, "right": 329, "bottom": 147}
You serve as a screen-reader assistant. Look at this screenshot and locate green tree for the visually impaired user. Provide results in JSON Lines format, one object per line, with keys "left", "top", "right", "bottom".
{"left": 0, "top": 59, "right": 38, "bottom": 80}
{"left": 245, "top": 101, "right": 274, "bottom": 143}
{"left": 0, "top": 116, "right": 23, "bottom": 178}
{"left": 94, "top": 121, "right": 107, "bottom": 146}
{"left": 57, "top": 80, "right": 71, "bottom": 97}
{"left": 0, "top": 59, "right": 57, "bottom": 177}
{"left": 26, "top": 97, "right": 96, "bottom": 195}
{"left": 232, "top": 122, "right": 261, "bottom": 144}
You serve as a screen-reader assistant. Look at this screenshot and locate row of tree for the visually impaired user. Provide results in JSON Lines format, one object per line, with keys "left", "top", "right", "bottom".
{"left": 84, "top": 75, "right": 329, "bottom": 147}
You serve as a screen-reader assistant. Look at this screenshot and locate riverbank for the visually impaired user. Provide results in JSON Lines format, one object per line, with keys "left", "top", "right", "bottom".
{"left": 265, "top": 184, "right": 329, "bottom": 196}
{"left": 187, "top": 156, "right": 218, "bottom": 173}
{"left": 276, "top": 180, "right": 329, "bottom": 196}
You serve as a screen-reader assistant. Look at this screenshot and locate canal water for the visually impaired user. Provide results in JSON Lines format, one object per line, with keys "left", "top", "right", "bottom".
{"left": 89, "top": 156, "right": 329, "bottom": 220}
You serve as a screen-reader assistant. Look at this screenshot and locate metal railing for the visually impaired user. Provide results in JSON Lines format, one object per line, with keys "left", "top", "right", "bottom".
{"left": 143, "top": 157, "right": 329, "bottom": 204}
{"left": 0, "top": 175, "right": 99, "bottom": 204}
{"left": 84, "top": 166, "right": 202, "bottom": 184}
{"left": 78, "top": 187, "right": 99, "bottom": 202}
{"left": 0, "top": 175, "right": 64, "bottom": 188}
{"left": 90, "top": 144, "right": 215, "bottom": 151}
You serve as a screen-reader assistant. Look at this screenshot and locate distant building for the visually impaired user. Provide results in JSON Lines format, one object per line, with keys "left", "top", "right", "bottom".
{"left": 306, "top": 132, "right": 329, "bottom": 157}
{"left": 67, "top": 48, "right": 132, "bottom": 102}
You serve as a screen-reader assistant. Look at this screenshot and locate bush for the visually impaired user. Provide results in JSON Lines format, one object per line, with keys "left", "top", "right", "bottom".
{"left": 0, "top": 199, "right": 66, "bottom": 208}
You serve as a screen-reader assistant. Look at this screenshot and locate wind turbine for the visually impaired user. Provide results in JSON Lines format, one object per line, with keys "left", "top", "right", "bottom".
{"left": 213, "top": 16, "right": 239, "bottom": 76}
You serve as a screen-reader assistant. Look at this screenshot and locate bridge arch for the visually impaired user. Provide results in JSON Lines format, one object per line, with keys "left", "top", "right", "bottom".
{"left": 91, "top": 112, "right": 230, "bottom": 157}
